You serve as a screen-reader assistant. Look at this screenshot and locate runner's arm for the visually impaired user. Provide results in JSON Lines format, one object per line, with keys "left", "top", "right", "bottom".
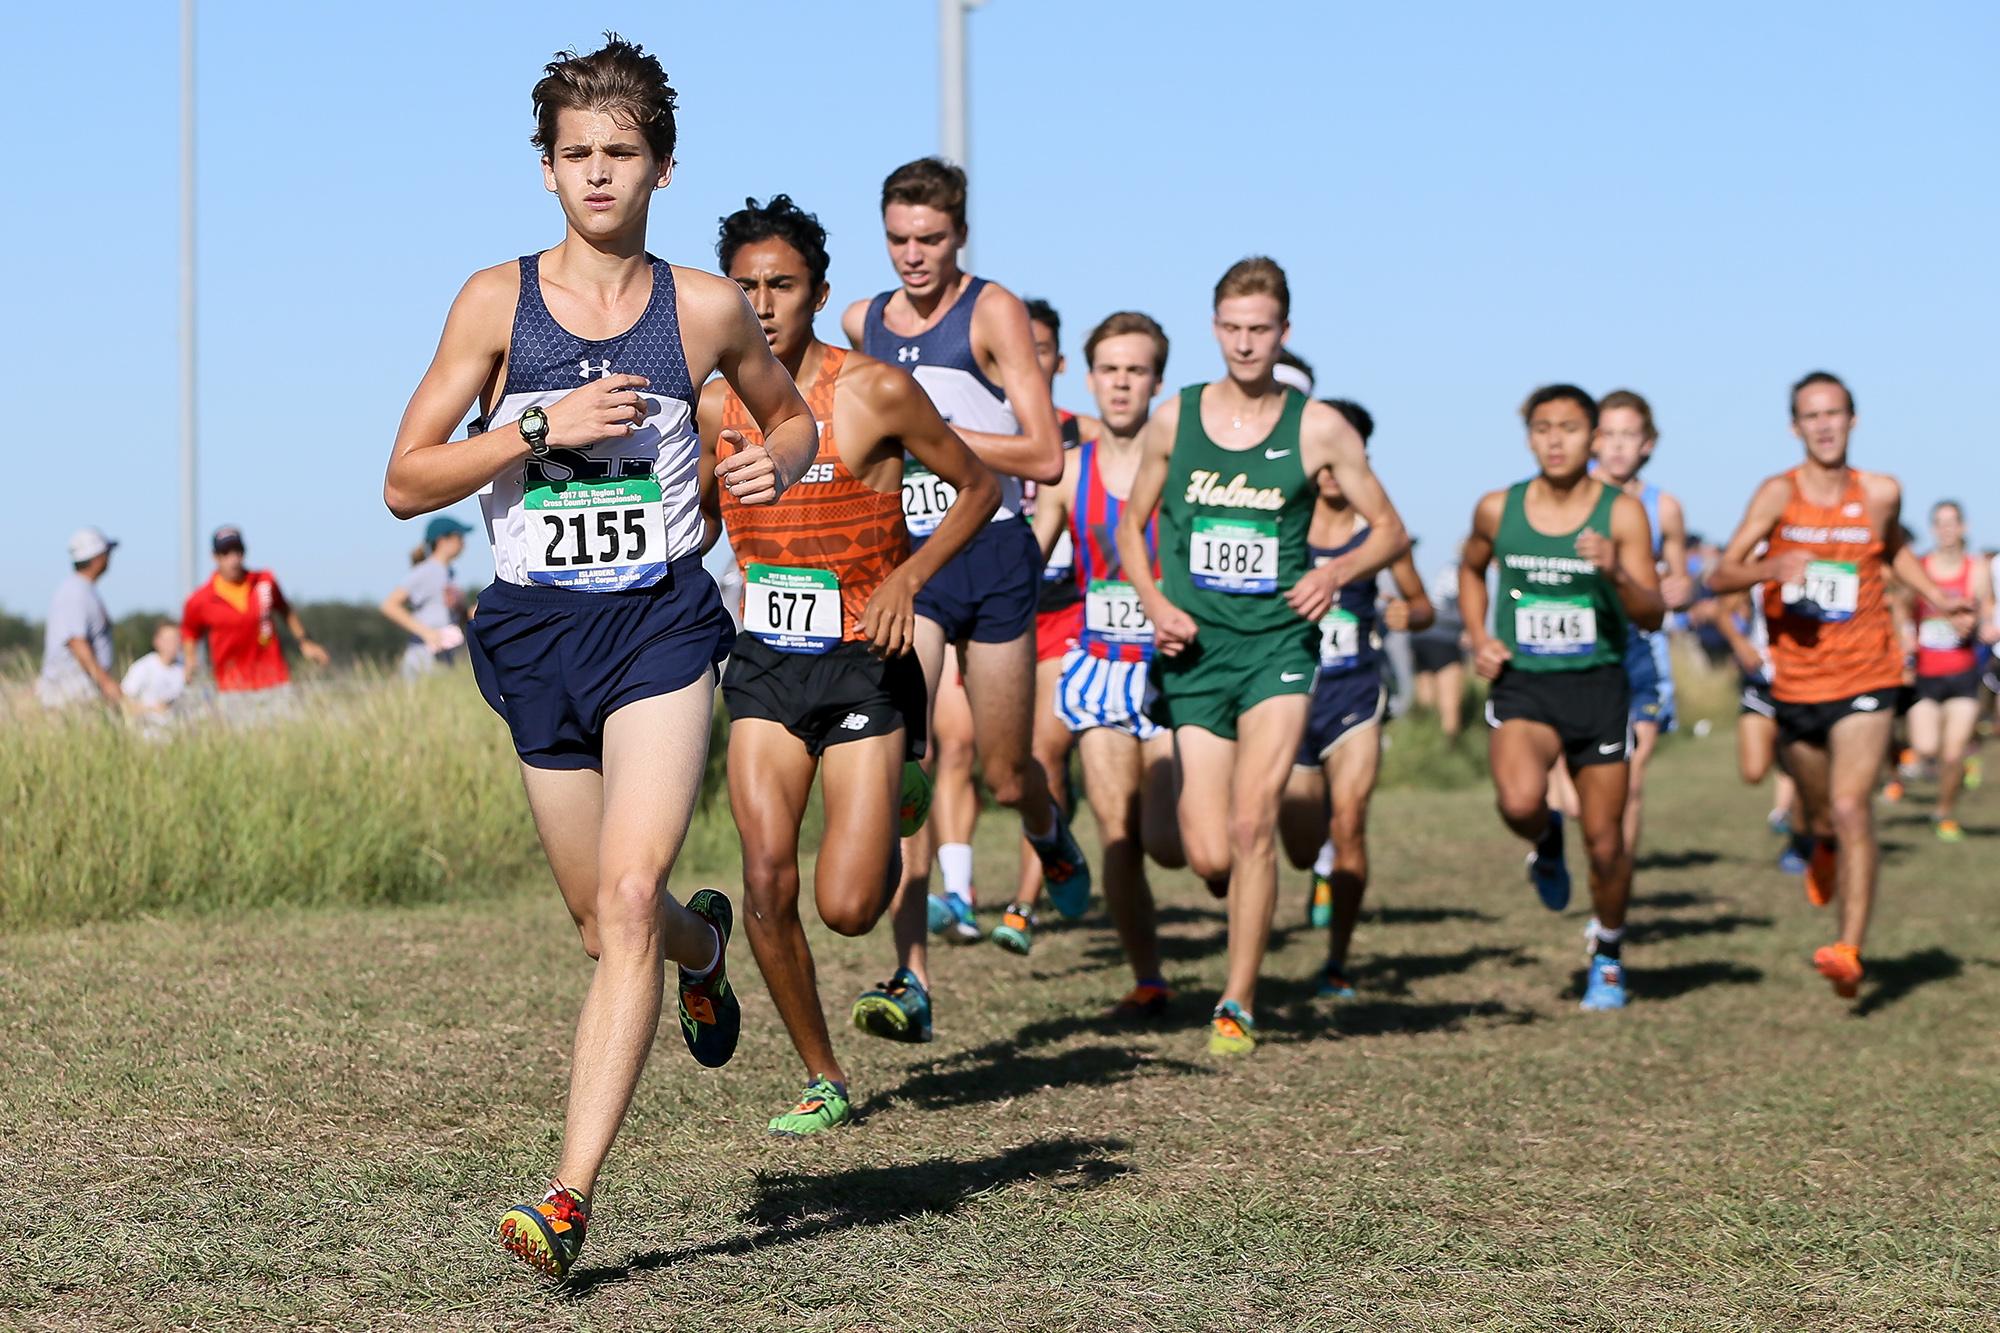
{"left": 1460, "top": 492, "right": 1509, "bottom": 680}
{"left": 377, "top": 588, "right": 436, "bottom": 648}
{"left": 1658, "top": 492, "right": 1694, "bottom": 610}
{"left": 960, "top": 284, "right": 1064, "bottom": 484}
{"left": 694, "top": 382, "right": 727, "bottom": 557}
{"left": 868, "top": 363, "right": 1000, "bottom": 589}
{"left": 840, "top": 298, "right": 870, "bottom": 349}
{"left": 1975, "top": 558, "right": 2000, "bottom": 644}
{"left": 1709, "top": 590, "right": 1766, "bottom": 676}
{"left": 1287, "top": 405, "right": 1410, "bottom": 622}
{"left": 1708, "top": 478, "right": 1795, "bottom": 593}
{"left": 1384, "top": 552, "right": 1435, "bottom": 634}
{"left": 275, "top": 584, "right": 328, "bottom": 666}
{"left": 1118, "top": 399, "right": 1196, "bottom": 655}
{"left": 1031, "top": 449, "right": 1080, "bottom": 561}
{"left": 1607, "top": 493, "right": 1666, "bottom": 630}
{"left": 706, "top": 279, "right": 817, "bottom": 505}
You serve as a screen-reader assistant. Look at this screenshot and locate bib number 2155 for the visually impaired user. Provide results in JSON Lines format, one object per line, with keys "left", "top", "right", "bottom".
{"left": 525, "top": 476, "right": 667, "bottom": 591}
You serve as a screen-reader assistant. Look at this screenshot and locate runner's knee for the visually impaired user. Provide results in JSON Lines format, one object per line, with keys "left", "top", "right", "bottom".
{"left": 1829, "top": 792, "right": 1871, "bottom": 835}
{"left": 742, "top": 852, "right": 801, "bottom": 920}
{"left": 982, "top": 754, "right": 1029, "bottom": 808}
{"left": 595, "top": 869, "right": 665, "bottom": 940}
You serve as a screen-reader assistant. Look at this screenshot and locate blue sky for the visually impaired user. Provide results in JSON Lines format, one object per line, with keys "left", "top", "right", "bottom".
{"left": 10, "top": 1, "right": 1996, "bottom": 618}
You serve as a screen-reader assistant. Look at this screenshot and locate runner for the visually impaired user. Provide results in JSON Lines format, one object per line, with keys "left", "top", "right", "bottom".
{"left": 1710, "top": 372, "right": 1973, "bottom": 999}
{"left": 379, "top": 516, "right": 471, "bottom": 676}
{"left": 1026, "top": 311, "right": 1186, "bottom": 1002}
{"left": 180, "top": 524, "right": 332, "bottom": 721}
{"left": 1275, "top": 399, "right": 1432, "bottom": 995}
{"left": 703, "top": 195, "right": 996, "bottom": 1132}
{"left": 1590, "top": 390, "right": 1693, "bottom": 866}
{"left": 1460, "top": 385, "right": 1664, "bottom": 1011}
{"left": 1410, "top": 553, "right": 1469, "bottom": 739}
{"left": 841, "top": 157, "right": 1092, "bottom": 1033}
{"left": 1904, "top": 500, "right": 1996, "bottom": 840}
{"left": 1710, "top": 584, "right": 1811, "bottom": 873}
{"left": 381, "top": 38, "right": 818, "bottom": 1278}
{"left": 1117, "top": 258, "right": 1410, "bottom": 1054}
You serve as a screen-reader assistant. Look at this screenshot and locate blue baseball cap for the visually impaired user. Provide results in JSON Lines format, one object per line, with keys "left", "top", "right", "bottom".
{"left": 425, "top": 516, "right": 474, "bottom": 546}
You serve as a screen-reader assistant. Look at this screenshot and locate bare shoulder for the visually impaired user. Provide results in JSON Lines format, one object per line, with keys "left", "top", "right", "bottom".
{"left": 1749, "top": 472, "right": 1795, "bottom": 511}
{"left": 1610, "top": 489, "right": 1650, "bottom": 528}
{"left": 1147, "top": 390, "right": 1184, "bottom": 434}
{"left": 1859, "top": 468, "right": 1902, "bottom": 506}
{"left": 450, "top": 260, "right": 522, "bottom": 333}
{"left": 1300, "top": 397, "right": 1364, "bottom": 456}
{"left": 1471, "top": 488, "right": 1508, "bottom": 533}
{"left": 838, "top": 352, "right": 922, "bottom": 414}
{"left": 970, "top": 276, "right": 1025, "bottom": 316}
{"left": 669, "top": 265, "right": 752, "bottom": 323}
{"left": 840, "top": 297, "right": 873, "bottom": 343}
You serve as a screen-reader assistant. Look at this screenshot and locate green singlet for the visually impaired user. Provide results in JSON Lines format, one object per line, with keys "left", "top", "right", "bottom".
{"left": 1493, "top": 479, "right": 1626, "bottom": 672}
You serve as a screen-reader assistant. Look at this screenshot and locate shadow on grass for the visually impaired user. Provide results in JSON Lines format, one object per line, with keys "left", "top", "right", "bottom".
{"left": 871, "top": 1013, "right": 1204, "bottom": 1111}
{"left": 1359, "top": 944, "right": 1535, "bottom": 996}
{"left": 1852, "top": 947, "right": 1962, "bottom": 1018}
{"left": 1627, "top": 912, "right": 1774, "bottom": 945}
{"left": 1634, "top": 848, "right": 1728, "bottom": 871}
{"left": 1368, "top": 905, "right": 1499, "bottom": 926}
{"left": 1633, "top": 890, "right": 1724, "bottom": 911}
{"left": 1637, "top": 959, "right": 1764, "bottom": 999}
{"left": 563, "top": 1135, "right": 1132, "bottom": 1297}
{"left": 1267, "top": 995, "right": 1540, "bottom": 1041}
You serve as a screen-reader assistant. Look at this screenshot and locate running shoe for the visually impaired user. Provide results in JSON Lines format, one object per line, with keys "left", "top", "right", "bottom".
{"left": 852, "top": 967, "right": 933, "bottom": 1042}
{"left": 899, "top": 761, "right": 934, "bottom": 837}
{"left": 1208, "top": 1000, "right": 1257, "bottom": 1056}
{"left": 1896, "top": 746, "right": 1922, "bottom": 779}
{"left": 1526, "top": 811, "right": 1571, "bottom": 912}
{"left": 1579, "top": 954, "right": 1628, "bottom": 1011}
{"left": 767, "top": 1075, "right": 852, "bottom": 1138}
{"left": 1032, "top": 807, "right": 1094, "bottom": 919}
{"left": 1110, "top": 981, "right": 1171, "bottom": 1021}
{"left": 1803, "top": 841, "right": 1837, "bottom": 908}
{"left": 1813, "top": 942, "right": 1864, "bottom": 999}
{"left": 1315, "top": 962, "right": 1357, "bottom": 1000}
{"left": 1308, "top": 872, "right": 1333, "bottom": 929}
{"left": 1936, "top": 817, "right": 1965, "bottom": 844}
{"left": 936, "top": 892, "right": 983, "bottom": 944}
{"left": 1881, "top": 779, "right": 1905, "bottom": 804}
{"left": 991, "top": 902, "right": 1036, "bottom": 955}
{"left": 1964, "top": 756, "right": 1983, "bottom": 791}
{"left": 678, "top": 889, "right": 740, "bottom": 1068}
{"left": 927, "top": 893, "right": 952, "bottom": 934}
{"left": 497, "top": 1183, "right": 588, "bottom": 1281}
{"left": 1777, "top": 837, "right": 1811, "bottom": 876}
{"left": 1767, "top": 808, "right": 1791, "bottom": 838}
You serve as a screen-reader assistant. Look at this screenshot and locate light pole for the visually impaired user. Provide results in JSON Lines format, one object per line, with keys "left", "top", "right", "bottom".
{"left": 179, "top": 0, "right": 198, "bottom": 597}
{"left": 938, "top": 0, "right": 985, "bottom": 268}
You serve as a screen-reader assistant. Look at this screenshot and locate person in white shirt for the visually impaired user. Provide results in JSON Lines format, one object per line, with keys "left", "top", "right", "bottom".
{"left": 38, "top": 527, "right": 120, "bottom": 710}
{"left": 380, "top": 516, "right": 471, "bottom": 676}
{"left": 121, "top": 622, "right": 187, "bottom": 723}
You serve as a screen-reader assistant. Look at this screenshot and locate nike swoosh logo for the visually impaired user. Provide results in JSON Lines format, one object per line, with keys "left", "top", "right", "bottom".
{"left": 1281, "top": 671, "right": 1306, "bottom": 682}
{"left": 1264, "top": 448, "right": 1292, "bottom": 460}
{"left": 1599, "top": 742, "right": 1623, "bottom": 754}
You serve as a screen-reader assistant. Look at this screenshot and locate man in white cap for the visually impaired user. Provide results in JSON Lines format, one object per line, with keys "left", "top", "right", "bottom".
{"left": 39, "top": 527, "right": 121, "bottom": 709}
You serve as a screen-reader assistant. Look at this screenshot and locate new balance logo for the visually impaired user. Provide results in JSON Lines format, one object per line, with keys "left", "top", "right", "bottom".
{"left": 1852, "top": 695, "right": 1881, "bottom": 711}
{"left": 578, "top": 358, "right": 613, "bottom": 379}
{"left": 840, "top": 712, "right": 871, "bottom": 731}
{"left": 897, "top": 346, "right": 921, "bottom": 363}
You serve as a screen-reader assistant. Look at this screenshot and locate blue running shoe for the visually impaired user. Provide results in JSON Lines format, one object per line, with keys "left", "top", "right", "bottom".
{"left": 1315, "top": 961, "right": 1357, "bottom": 1000}
{"left": 1580, "top": 954, "right": 1628, "bottom": 1011}
{"left": 1032, "top": 807, "right": 1093, "bottom": 919}
{"left": 1526, "top": 811, "right": 1571, "bottom": 912}
{"left": 939, "top": 893, "right": 982, "bottom": 944}
{"left": 926, "top": 893, "right": 952, "bottom": 934}
{"left": 1777, "top": 840, "right": 1810, "bottom": 876}
{"left": 852, "top": 968, "right": 933, "bottom": 1042}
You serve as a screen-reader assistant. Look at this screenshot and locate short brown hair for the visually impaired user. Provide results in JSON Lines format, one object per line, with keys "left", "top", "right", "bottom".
{"left": 531, "top": 34, "right": 678, "bottom": 164}
{"left": 1598, "top": 389, "right": 1657, "bottom": 442}
{"left": 1084, "top": 311, "right": 1170, "bottom": 377}
{"left": 1790, "top": 370, "right": 1854, "bottom": 419}
{"left": 880, "top": 157, "right": 968, "bottom": 230}
{"left": 1213, "top": 256, "right": 1290, "bottom": 321}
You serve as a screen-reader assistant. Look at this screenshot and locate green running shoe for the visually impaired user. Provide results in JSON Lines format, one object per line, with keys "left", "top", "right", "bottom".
{"left": 899, "top": 761, "right": 934, "bottom": 837}
{"left": 1208, "top": 999, "right": 1257, "bottom": 1056}
{"left": 991, "top": 902, "right": 1036, "bottom": 955}
{"left": 1308, "top": 872, "right": 1333, "bottom": 928}
{"left": 768, "top": 1075, "right": 852, "bottom": 1138}
{"left": 497, "top": 1182, "right": 589, "bottom": 1281}
{"left": 852, "top": 967, "right": 933, "bottom": 1043}
{"left": 678, "top": 889, "right": 741, "bottom": 1068}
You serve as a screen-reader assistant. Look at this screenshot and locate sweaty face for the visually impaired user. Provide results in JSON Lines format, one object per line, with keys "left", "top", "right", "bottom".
{"left": 1932, "top": 505, "right": 1964, "bottom": 549}
{"left": 1527, "top": 399, "right": 1594, "bottom": 481}
{"left": 1086, "top": 333, "right": 1162, "bottom": 436}
{"left": 1030, "top": 320, "right": 1063, "bottom": 389}
{"left": 882, "top": 203, "right": 963, "bottom": 297}
{"left": 541, "top": 107, "right": 670, "bottom": 238}
{"left": 1211, "top": 295, "right": 1287, "bottom": 387}
{"left": 1591, "top": 406, "right": 1653, "bottom": 484}
{"left": 729, "top": 237, "right": 826, "bottom": 364}
{"left": 1790, "top": 382, "right": 1853, "bottom": 465}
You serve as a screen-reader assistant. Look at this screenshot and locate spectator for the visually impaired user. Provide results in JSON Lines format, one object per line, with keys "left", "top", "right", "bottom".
{"left": 121, "top": 622, "right": 187, "bottom": 726}
{"left": 181, "top": 524, "right": 329, "bottom": 722}
{"left": 38, "top": 527, "right": 121, "bottom": 710}
{"left": 1411, "top": 555, "right": 1468, "bottom": 738}
{"left": 380, "top": 516, "right": 471, "bottom": 676}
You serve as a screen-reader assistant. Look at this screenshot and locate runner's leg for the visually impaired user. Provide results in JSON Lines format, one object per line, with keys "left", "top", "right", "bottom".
{"left": 1173, "top": 727, "right": 1236, "bottom": 889}
{"left": 959, "top": 632, "right": 1060, "bottom": 836}
{"left": 1491, "top": 720, "right": 1565, "bottom": 843}
{"left": 1622, "top": 719, "right": 1660, "bottom": 859}
{"left": 1215, "top": 693, "right": 1312, "bottom": 1012}
{"left": 1324, "top": 724, "right": 1384, "bottom": 972}
{"left": 891, "top": 617, "right": 950, "bottom": 986}
{"left": 1015, "top": 656, "right": 1076, "bottom": 908}
{"left": 931, "top": 652, "right": 980, "bottom": 907}
{"left": 1078, "top": 726, "right": 1160, "bottom": 984}
{"left": 1739, "top": 711, "right": 1777, "bottom": 785}
{"left": 1824, "top": 710, "right": 1895, "bottom": 950}
{"left": 1141, "top": 734, "right": 1187, "bottom": 869}
{"left": 1435, "top": 660, "right": 1466, "bottom": 739}
{"left": 1937, "top": 696, "right": 1979, "bottom": 820}
{"left": 519, "top": 766, "right": 607, "bottom": 958}
{"left": 1278, "top": 764, "right": 1329, "bottom": 871}
{"left": 1571, "top": 759, "right": 1633, "bottom": 935}
{"left": 1905, "top": 698, "right": 1941, "bottom": 773}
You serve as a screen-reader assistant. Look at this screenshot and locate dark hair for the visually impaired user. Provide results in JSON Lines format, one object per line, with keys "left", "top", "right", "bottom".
{"left": 1214, "top": 256, "right": 1291, "bottom": 321}
{"left": 1932, "top": 498, "right": 1964, "bottom": 523}
{"left": 1520, "top": 384, "right": 1598, "bottom": 429}
{"left": 717, "top": 194, "right": 831, "bottom": 290}
{"left": 1277, "top": 347, "right": 1314, "bottom": 381}
{"left": 1024, "top": 298, "right": 1060, "bottom": 346}
{"left": 881, "top": 157, "right": 968, "bottom": 230}
{"left": 530, "top": 34, "right": 678, "bottom": 164}
{"left": 1084, "top": 311, "right": 1170, "bottom": 377}
{"left": 1320, "top": 397, "right": 1374, "bottom": 444}
{"left": 1790, "top": 370, "right": 1854, "bottom": 418}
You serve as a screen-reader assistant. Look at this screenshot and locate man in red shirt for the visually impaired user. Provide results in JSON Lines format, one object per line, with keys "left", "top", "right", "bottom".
{"left": 181, "top": 525, "right": 329, "bottom": 708}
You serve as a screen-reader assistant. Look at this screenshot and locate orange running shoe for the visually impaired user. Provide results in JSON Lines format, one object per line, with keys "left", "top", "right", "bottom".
{"left": 1803, "top": 841, "right": 1837, "bottom": 908}
{"left": 1813, "top": 943, "right": 1864, "bottom": 999}
{"left": 1881, "top": 779, "right": 1905, "bottom": 804}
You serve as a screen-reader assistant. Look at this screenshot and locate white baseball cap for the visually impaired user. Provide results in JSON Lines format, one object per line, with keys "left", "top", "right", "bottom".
{"left": 68, "top": 527, "right": 117, "bottom": 563}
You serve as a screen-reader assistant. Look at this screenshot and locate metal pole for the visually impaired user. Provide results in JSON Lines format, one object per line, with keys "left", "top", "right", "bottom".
{"left": 938, "top": 0, "right": 970, "bottom": 270}
{"left": 179, "top": 0, "right": 198, "bottom": 597}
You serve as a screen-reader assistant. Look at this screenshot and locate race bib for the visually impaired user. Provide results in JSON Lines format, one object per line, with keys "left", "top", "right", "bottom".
{"left": 1043, "top": 529, "right": 1075, "bottom": 583}
{"left": 1515, "top": 594, "right": 1597, "bottom": 657}
{"left": 901, "top": 459, "right": 956, "bottom": 539}
{"left": 1319, "top": 608, "right": 1362, "bottom": 669}
{"left": 744, "top": 564, "right": 841, "bottom": 655}
{"left": 1189, "top": 516, "right": 1279, "bottom": 594}
{"left": 526, "top": 476, "right": 666, "bottom": 591}
{"left": 1085, "top": 579, "right": 1153, "bottom": 648}
{"left": 1918, "top": 616, "right": 1965, "bottom": 652}
{"left": 1781, "top": 560, "right": 1859, "bottom": 622}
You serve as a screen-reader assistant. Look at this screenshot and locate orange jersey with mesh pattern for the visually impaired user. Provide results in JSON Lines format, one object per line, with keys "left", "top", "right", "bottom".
{"left": 1760, "top": 468, "right": 1902, "bottom": 704}
{"left": 719, "top": 346, "right": 909, "bottom": 642}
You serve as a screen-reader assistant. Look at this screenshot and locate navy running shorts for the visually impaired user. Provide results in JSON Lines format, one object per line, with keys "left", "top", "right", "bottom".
{"left": 1295, "top": 666, "right": 1387, "bottom": 768}
{"left": 914, "top": 516, "right": 1041, "bottom": 645}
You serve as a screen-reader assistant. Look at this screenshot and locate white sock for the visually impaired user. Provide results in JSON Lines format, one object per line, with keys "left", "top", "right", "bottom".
{"left": 1312, "top": 841, "right": 1336, "bottom": 877}
{"left": 680, "top": 922, "right": 721, "bottom": 981}
{"left": 1586, "top": 918, "right": 1624, "bottom": 947}
{"left": 939, "top": 843, "right": 974, "bottom": 902}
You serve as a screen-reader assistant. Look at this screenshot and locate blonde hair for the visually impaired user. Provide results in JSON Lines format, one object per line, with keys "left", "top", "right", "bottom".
{"left": 1213, "top": 256, "right": 1290, "bottom": 321}
{"left": 1598, "top": 389, "right": 1658, "bottom": 443}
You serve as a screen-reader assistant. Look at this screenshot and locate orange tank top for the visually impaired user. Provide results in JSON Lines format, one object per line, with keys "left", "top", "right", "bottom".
{"left": 1760, "top": 468, "right": 1902, "bottom": 703}
{"left": 719, "top": 346, "right": 909, "bottom": 646}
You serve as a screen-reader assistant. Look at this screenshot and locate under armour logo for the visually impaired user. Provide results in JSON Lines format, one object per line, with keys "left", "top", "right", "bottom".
{"left": 897, "top": 346, "right": 921, "bottom": 363}
{"left": 579, "top": 358, "right": 613, "bottom": 379}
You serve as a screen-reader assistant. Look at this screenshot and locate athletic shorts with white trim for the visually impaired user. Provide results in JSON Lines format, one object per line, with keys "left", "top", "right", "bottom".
{"left": 1294, "top": 667, "right": 1386, "bottom": 768}
{"left": 1739, "top": 674, "right": 1776, "bottom": 719}
{"left": 1624, "top": 627, "right": 1677, "bottom": 732}
{"left": 1055, "top": 647, "right": 1161, "bottom": 740}
{"left": 1485, "top": 662, "right": 1631, "bottom": 769}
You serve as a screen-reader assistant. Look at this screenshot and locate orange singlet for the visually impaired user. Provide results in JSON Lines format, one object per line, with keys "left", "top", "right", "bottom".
{"left": 1760, "top": 468, "right": 1902, "bottom": 704}
{"left": 718, "top": 346, "right": 909, "bottom": 645}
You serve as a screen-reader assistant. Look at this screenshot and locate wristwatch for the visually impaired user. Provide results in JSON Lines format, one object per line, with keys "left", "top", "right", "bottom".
{"left": 519, "top": 406, "right": 551, "bottom": 458}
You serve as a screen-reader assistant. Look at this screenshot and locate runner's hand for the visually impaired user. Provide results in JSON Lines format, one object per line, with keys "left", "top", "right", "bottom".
{"left": 1383, "top": 598, "right": 1411, "bottom": 632}
{"left": 1733, "top": 645, "right": 1764, "bottom": 677}
{"left": 1660, "top": 572, "right": 1696, "bottom": 609}
{"left": 1575, "top": 528, "right": 1616, "bottom": 573}
{"left": 1153, "top": 602, "right": 1199, "bottom": 657}
{"left": 860, "top": 569, "right": 919, "bottom": 658}
{"left": 301, "top": 641, "right": 331, "bottom": 668}
{"left": 1285, "top": 561, "right": 1346, "bottom": 622}
{"left": 1472, "top": 635, "right": 1511, "bottom": 682}
{"left": 716, "top": 431, "right": 783, "bottom": 506}
{"left": 1768, "top": 549, "right": 1809, "bottom": 587}
{"left": 545, "top": 374, "right": 652, "bottom": 447}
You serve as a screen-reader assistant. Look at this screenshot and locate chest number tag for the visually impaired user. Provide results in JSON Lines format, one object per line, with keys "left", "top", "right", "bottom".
{"left": 1319, "top": 608, "right": 1362, "bottom": 669}
{"left": 1781, "top": 560, "right": 1860, "bottom": 623}
{"left": 1085, "top": 579, "right": 1153, "bottom": 650}
{"left": 1515, "top": 594, "right": 1597, "bottom": 657}
{"left": 745, "top": 564, "right": 841, "bottom": 654}
{"left": 901, "top": 459, "right": 958, "bottom": 539}
{"left": 1043, "top": 529, "right": 1076, "bottom": 583}
{"left": 526, "top": 476, "right": 666, "bottom": 591}
{"left": 1918, "top": 616, "right": 1965, "bottom": 652}
{"left": 1189, "top": 516, "right": 1279, "bottom": 594}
